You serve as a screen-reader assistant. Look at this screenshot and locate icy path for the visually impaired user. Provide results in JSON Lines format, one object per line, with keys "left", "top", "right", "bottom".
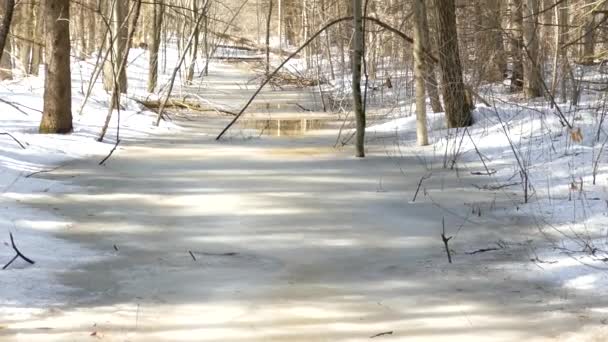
{"left": 2, "top": 63, "right": 607, "bottom": 341}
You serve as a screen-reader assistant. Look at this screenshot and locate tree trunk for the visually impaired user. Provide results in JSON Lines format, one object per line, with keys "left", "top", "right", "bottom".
{"left": 18, "top": 1, "right": 32, "bottom": 74}
{"left": 413, "top": 0, "right": 429, "bottom": 146}
{"left": 148, "top": 0, "right": 163, "bottom": 92}
{"left": 523, "top": 0, "right": 543, "bottom": 98}
{"left": 29, "top": 0, "right": 44, "bottom": 76}
{"left": 266, "top": 0, "right": 273, "bottom": 76}
{"left": 417, "top": 0, "right": 442, "bottom": 113}
{"left": 580, "top": 0, "right": 596, "bottom": 64}
{"left": 0, "top": 0, "right": 15, "bottom": 80}
{"left": 103, "top": 0, "right": 128, "bottom": 94}
{"left": 352, "top": 0, "right": 365, "bottom": 157}
{"left": 508, "top": 0, "right": 524, "bottom": 92}
{"left": 186, "top": 0, "right": 199, "bottom": 84}
{"left": 40, "top": 0, "right": 72, "bottom": 134}
{"left": 434, "top": 0, "right": 472, "bottom": 128}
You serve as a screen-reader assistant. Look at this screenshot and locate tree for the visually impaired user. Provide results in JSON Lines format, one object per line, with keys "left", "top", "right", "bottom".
{"left": 0, "top": 0, "right": 15, "bottom": 81}
{"left": 523, "top": 0, "right": 543, "bottom": 98}
{"left": 418, "top": 0, "right": 442, "bottom": 113}
{"left": 508, "top": 0, "right": 524, "bottom": 92}
{"left": 352, "top": 0, "right": 365, "bottom": 157}
{"left": 434, "top": 0, "right": 472, "bottom": 128}
{"left": 148, "top": 0, "right": 163, "bottom": 92}
{"left": 103, "top": 0, "right": 128, "bottom": 94}
{"left": 39, "top": 0, "right": 72, "bottom": 134}
{"left": 413, "top": 0, "right": 429, "bottom": 146}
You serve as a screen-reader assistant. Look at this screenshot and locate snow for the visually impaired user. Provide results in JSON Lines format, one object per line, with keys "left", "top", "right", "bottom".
{"left": 0, "top": 49, "right": 179, "bottom": 319}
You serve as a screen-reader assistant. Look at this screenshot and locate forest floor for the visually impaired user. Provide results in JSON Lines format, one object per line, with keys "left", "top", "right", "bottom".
{"left": 1, "top": 59, "right": 608, "bottom": 341}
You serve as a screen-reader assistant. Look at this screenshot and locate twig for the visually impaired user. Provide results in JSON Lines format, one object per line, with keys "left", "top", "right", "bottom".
{"left": 99, "top": 139, "right": 121, "bottom": 165}
{"left": 0, "top": 132, "right": 26, "bottom": 149}
{"left": 370, "top": 331, "right": 393, "bottom": 338}
{"left": 189, "top": 250, "right": 197, "bottom": 261}
{"left": 466, "top": 247, "right": 499, "bottom": 255}
{"left": 441, "top": 217, "right": 453, "bottom": 264}
{"left": 0, "top": 98, "right": 32, "bottom": 116}
{"left": 412, "top": 173, "right": 431, "bottom": 202}
{"left": 25, "top": 164, "right": 65, "bottom": 178}
{"left": 3, "top": 233, "right": 35, "bottom": 270}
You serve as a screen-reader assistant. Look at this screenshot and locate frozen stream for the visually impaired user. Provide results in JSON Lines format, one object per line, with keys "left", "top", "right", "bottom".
{"left": 2, "top": 62, "right": 605, "bottom": 341}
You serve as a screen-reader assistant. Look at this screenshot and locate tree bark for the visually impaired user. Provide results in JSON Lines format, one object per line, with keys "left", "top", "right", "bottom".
{"left": 148, "top": 0, "right": 163, "bottom": 92}
{"left": 523, "top": 0, "right": 543, "bottom": 98}
{"left": 434, "top": 0, "right": 472, "bottom": 128}
{"left": 39, "top": 0, "right": 72, "bottom": 134}
{"left": 509, "top": 0, "right": 524, "bottom": 92}
{"left": 29, "top": 0, "right": 43, "bottom": 76}
{"left": 103, "top": 0, "right": 128, "bottom": 94}
{"left": 352, "top": 0, "right": 365, "bottom": 157}
{"left": 0, "top": 0, "right": 15, "bottom": 63}
{"left": 417, "top": 0, "right": 442, "bottom": 113}
{"left": 413, "top": 0, "right": 429, "bottom": 146}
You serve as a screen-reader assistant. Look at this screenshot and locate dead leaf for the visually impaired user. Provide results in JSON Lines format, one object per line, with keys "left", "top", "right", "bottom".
{"left": 570, "top": 128, "right": 583, "bottom": 143}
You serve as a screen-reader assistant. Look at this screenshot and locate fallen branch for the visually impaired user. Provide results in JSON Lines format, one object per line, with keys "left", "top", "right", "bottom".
{"left": 0, "top": 132, "right": 26, "bottom": 149}
{"left": 25, "top": 164, "right": 65, "bottom": 178}
{"left": 412, "top": 173, "right": 431, "bottom": 202}
{"left": 466, "top": 247, "right": 499, "bottom": 255}
{"left": 0, "top": 98, "right": 32, "bottom": 116}
{"left": 441, "top": 218, "right": 453, "bottom": 264}
{"left": 370, "top": 331, "right": 393, "bottom": 338}
{"left": 99, "top": 139, "right": 121, "bottom": 165}
{"left": 3, "top": 233, "right": 35, "bottom": 270}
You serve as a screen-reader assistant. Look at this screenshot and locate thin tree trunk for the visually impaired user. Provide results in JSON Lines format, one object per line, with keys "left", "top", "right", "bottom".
{"left": 413, "top": 0, "right": 429, "bottom": 146}
{"left": 509, "top": 0, "right": 524, "bottom": 92}
{"left": 40, "top": 0, "right": 72, "bottom": 134}
{"left": 103, "top": 0, "right": 128, "bottom": 94}
{"left": 29, "top": 0, "right": 43, "bottom": 76}
{"left": 418, "top": 0, "right": 442, "bottom": 113}
{"left": 148, "top": 0, "right": 163, "bottom": 92}
{"left": 352, "top": 0, "right": 365, "bottom": 157}
{"left": 266, "top": 0, "right": 273, "bottom": 76}
{"left": 0, "top": 0, "right": 15, "bottom": 80}
{"left": 186, "top": 0, "right": 199, "bottom": 84}
{"left": 523, "top": 0, "right": 543, "bottom": 98}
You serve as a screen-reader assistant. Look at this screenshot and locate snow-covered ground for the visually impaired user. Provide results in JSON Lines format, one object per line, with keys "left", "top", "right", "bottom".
{"left": 0, "top": 50, "right": 179, "bottom": 320}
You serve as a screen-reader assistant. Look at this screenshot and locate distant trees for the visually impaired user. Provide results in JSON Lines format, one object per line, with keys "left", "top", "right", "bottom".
{"left": 39, "top": 0, "right": 72, "bottom": 134}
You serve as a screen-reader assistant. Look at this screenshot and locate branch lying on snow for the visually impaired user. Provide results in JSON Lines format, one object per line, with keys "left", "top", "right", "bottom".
{"left": 370, "top": 331, "right": 393, "bottom": 338}
{"left": 0, "top": 132, "right": 26, "bottom": 149}
{"left": 466, "top": 247, "right": 500, "bottom": 255}
{"left": 0, "top": 97, "right": 32, "bottom": 116}
{"left": 3, "top": 233, "right": 35, "bottom": 270}
{"left": 99, "top": 139, "right": 121, "bottom": 166}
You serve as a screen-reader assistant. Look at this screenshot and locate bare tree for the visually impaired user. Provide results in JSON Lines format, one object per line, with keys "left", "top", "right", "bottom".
{"left": 352, "top": 0, "right": 365, "bottom": 157}
{"left": 39, "top": 0, "right": 72, "bottom": 134}
{"left": 434, "top": 0, "right": 472, "bottom": 128}
{"left": 413, "top": 0, "right": 429, "bottom": 146}
{"left": 523, "top": 0, "right": 543, "bottom": 98}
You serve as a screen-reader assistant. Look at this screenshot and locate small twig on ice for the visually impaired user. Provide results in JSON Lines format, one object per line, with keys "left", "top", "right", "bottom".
{"left": 189, "top": 250, "right": 197, "bottom": 261}
{"left": 370, "top": 331, "right": 393, "bottom": 338}
{"left": 99, "top": 139, "right": 121, "bottom": 165}
{"left": 466, "top": 247, "right": 499, "bottom": 255}
{"left": 3, "top": 233, "right": 35, "bottom": 270}
{"left": 25, "top": 164, "right": 65, "bottom": 178}
{"left": 0, "top": 132, "right": 26, "bottom": 149}
{"left": 441, "top": 217, "right": 453, "bottom": 264}
{"left": 412, "top": 173, "right": 431, "bottom": 202}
